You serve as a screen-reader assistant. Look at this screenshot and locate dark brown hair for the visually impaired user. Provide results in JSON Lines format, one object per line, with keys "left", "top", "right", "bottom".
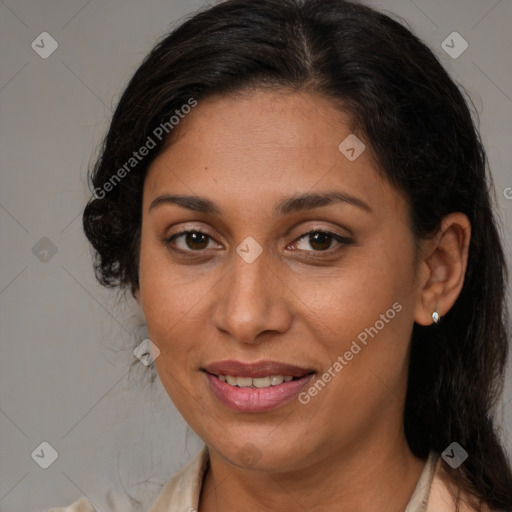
{"left": 83, "top": 0, "right": 512, "bottom": 509}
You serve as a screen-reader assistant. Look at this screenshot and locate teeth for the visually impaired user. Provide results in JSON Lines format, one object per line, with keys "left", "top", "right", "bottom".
{"left": 218, "top": 374, "right": 298, "bottom": 388}
{"left": 270, "top": 375, "right": 284, "bottom": 385}
{"left": 253, "top": 376, "right": 271, "bottom": 388}
{"left": 236, "top": 377, "right": 253, "bottom": 387}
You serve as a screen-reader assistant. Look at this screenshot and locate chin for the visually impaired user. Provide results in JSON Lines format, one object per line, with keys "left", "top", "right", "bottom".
{"left": 210, "top": 436, "right": 312, "bottom": 472}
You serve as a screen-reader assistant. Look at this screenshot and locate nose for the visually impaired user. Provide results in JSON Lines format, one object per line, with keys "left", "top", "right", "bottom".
{"left": 211, "top": 249, "right": 292, "bottom": 345}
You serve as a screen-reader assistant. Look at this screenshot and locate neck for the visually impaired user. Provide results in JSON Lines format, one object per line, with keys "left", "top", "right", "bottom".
{"left": 198, "top": 424, "right": 426, "bottom": 512}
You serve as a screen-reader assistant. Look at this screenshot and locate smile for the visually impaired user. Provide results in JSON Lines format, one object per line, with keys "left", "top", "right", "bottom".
{"left": 200, "top": 360, "right": 316, "bottom": 412}
{"left": 218, "top": 374, "right": 297, "bottom": 388}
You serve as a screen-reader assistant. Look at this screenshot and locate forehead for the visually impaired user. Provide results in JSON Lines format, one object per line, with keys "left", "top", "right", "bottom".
{"left": 143, "top": 90, "right": 404, "bottom": 219}
{"left": 153, "top": 90, "right": 358, "bottom": 160}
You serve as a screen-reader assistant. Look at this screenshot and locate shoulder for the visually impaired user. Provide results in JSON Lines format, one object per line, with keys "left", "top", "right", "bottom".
{"left": 45, "top": 446, "right": 208, "bottom": 512}
{"left": 45, "top": 498, "right": 97, "bottom": 512}
{"left": 427, "top": 456, "right": 494, "bottom": 512}
{"left": 149, "top": 445, "right": 209, "bottom": 512}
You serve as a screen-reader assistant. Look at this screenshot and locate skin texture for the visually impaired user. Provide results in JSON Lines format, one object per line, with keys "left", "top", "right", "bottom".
{"left": 137, "top": 89, "right": 471, "bottom": 511}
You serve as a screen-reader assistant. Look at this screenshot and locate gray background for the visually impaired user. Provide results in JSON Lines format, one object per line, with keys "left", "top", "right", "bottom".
{"left": 0, "top": 1, "right": 511, "bottom": 511}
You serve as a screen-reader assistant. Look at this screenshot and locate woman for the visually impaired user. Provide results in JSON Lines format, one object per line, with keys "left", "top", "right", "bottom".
{"left": 53, "top": 0, "right": 512, "bottom": 510}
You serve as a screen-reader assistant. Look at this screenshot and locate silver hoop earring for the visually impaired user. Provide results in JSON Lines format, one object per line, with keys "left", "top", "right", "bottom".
{"left": 432, "top": 310, "right": 440, "bottom": 324}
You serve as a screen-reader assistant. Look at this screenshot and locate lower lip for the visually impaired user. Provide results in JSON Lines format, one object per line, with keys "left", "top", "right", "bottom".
{"left": 204, "top": 372, "right": 315, "bottom": 413}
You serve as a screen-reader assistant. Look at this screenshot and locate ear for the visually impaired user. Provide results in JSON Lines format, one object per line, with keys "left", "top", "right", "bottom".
{"left": 414, "top": 212, "right": 471, "bottom": 326}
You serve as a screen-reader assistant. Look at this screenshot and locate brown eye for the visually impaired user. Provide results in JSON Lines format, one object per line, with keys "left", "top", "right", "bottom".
{"left": 292, "top": 230, "right": 353, "bottom": 252}
{"left": 307, "top": 232, "right": 332, "bottom": 251}
{"left": 184, "top": 232, "right": 209, "bottom": 250}
{"left": 166, "top": 231, "right": 216, "bottom": 252}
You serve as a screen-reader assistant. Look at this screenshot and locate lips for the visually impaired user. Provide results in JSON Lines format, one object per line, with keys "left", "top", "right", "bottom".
{"left": 201, "top": 359, "right": 316, "bottom": 412}
{"left": 202, "top": 359, "right": 314, "bottom": 378}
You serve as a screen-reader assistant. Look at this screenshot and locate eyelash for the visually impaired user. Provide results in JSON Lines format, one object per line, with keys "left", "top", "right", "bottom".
{"left": 163, "top": 228, "right": 353, "bottom": 256}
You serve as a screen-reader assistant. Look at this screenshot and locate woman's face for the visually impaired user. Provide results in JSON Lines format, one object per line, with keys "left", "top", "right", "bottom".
{"left": 139, "top": 90, "right": 423, "bottom": 471}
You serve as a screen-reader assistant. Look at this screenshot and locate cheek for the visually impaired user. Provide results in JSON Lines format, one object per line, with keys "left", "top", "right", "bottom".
{"left": 138, "top": 233, "right": 193, "bottom": 354}
{"left": 309, "top": 232, "right": 416, "bottom": 389}
{"left": 309, "top": 243, "right": 413, "bottom": 343}
{"left": 139, "top": 245, "right": 203, "bottom": 412}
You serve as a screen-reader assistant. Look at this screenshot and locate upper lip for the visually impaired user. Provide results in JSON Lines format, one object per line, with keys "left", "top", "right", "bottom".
{"left": 202, "top": 360, "right": 314, "bottom": 378}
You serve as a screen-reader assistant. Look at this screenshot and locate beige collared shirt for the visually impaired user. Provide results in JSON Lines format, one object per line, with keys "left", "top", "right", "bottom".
{"left": 47, "top": 447, "right": 485, "bottom": 511}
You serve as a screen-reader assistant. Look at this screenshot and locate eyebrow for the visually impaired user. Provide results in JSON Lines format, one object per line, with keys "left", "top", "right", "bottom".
{"left": 148, "top": 191, "right": 372, "bottom": 215}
